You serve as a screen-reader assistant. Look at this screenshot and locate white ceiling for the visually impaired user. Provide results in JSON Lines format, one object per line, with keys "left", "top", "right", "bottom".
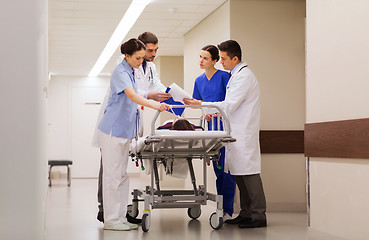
{"left": 49, "top": 0, "right": 227, "bottom": 76}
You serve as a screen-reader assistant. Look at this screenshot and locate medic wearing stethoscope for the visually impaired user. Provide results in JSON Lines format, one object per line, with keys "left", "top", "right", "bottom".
{"left": 134, "top": 33, "right": 170, "bottom": 101}
{"left": 184, "top": 40, "right": 267, "bottom": 229}
{"left": 134, "top": 32, "right": 171, "bottom": 138}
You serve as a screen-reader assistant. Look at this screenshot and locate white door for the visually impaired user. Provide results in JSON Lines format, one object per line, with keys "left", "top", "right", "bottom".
{"left": 71, "top": 87, "right": 106, "bottom": 178}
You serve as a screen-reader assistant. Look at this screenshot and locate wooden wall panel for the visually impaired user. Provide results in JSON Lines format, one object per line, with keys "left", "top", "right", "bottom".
{"left": 305, "top": 118, "right": 369, "bottom": 159}
{"left": 259, "top": 130, "right": 304, "bottom": 154}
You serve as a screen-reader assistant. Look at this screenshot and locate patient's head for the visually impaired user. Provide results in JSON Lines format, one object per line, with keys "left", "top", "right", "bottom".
{"left": 171, "top": 118, "right": 195, "bottom": 131}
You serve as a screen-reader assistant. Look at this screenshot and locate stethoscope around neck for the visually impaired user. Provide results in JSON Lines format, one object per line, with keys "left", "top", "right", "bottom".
{"left": 147, "top": 67, "right": 153, "bottom": 82}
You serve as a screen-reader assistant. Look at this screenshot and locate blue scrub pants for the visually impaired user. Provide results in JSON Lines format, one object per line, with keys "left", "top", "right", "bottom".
{"left": 213, "top": 147, "right": 236, "bottom": 216}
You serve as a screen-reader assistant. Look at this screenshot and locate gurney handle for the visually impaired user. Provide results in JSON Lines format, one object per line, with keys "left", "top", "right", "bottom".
{"left": 220, "top": 137, "right": 236, "bottom": 143}
{"left": 145, "top": 138, "right": 163, "bottom": 144}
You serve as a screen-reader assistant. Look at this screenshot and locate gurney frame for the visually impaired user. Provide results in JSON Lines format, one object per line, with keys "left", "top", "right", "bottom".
{"left": 128, "top": 104, "right": 235, "bottom": 232}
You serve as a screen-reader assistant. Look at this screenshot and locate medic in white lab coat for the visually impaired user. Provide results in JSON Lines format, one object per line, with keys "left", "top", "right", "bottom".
{"left": 183, "top": 61, "right": 261, "bottom": 175}
{"left": 184, "top": 40, "right": 266, "bottom": 228}
{"left": 213, "top": 61, "right": 261, "bottom": 175}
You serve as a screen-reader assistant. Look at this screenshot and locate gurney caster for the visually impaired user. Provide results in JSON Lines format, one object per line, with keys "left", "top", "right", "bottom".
{"left": 188, "top": 207, "right": 201, "bottom": 220}
{"left": 142, "top": 214, "right": 150, "bottom": 232}
{"left": 209, "top": 212, "right": 223, "bottom": 230}
{"left": 127, "top": 204, "right": 139, "bottom": 218}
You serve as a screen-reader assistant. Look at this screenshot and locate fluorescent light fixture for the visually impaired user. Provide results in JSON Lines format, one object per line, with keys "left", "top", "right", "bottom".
{"left": 88, "top": 0, "right": 151, "bottom": 77}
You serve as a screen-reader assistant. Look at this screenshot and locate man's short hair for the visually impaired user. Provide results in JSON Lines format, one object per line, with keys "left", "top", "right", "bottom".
{"left": 138, "top": 32, "right": 158, "bottom": 45}
{"left": 218, "top": 40, "right": 242, "bottom": 61}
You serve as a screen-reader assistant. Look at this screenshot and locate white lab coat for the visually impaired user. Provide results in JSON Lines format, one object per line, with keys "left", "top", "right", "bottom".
{"left": 135, "top": 61, "right": 166, "bottom": 96}
{"left": 134, "top": 61, "right": 166, "bottom": 137}
{"left": 204, "top": 62, "right": 261, "bottom": 175}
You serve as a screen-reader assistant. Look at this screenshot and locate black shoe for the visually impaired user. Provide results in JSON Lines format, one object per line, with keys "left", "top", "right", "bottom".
{"left": 239, "top": 218, "right": 267, "bottom": 228}
{"left": 224, "top": 215, "right": 252, "bottom": 225}
{"left": 97, "top": 211, "right": 104, "bottom": 223}
{"left": 126, "top": 213, "right": 142, "bottom": 224}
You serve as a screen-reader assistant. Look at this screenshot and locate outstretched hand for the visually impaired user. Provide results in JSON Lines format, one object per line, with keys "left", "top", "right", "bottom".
{"left": 148, "top": 91, "right": 171, "bottom": 102}
{"left": 155, "top": 102, "right": 170, "bottom": 112}
{"left": 183, "top": 98, "right": 201, "bottom": 105}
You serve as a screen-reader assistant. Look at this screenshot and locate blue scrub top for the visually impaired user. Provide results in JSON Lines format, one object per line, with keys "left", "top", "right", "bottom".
{"left": 98, "top": 59, "right": 138, "bottom": 139}
{"left": 192, "top": 70, "right": 229, "bottom": 102}
{"left": 192, "top": 70, "right": 229, "bottom": 130}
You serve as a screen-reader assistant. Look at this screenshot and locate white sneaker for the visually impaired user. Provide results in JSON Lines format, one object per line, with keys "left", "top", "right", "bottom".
{"left": 124, "top": 222, "right": 139, "bottom": 230}
{"left": 223, "top": 213, "right": 232, "bottom": 221}
{"left": 104, "top": 222, "right": 131, "bottom": 231}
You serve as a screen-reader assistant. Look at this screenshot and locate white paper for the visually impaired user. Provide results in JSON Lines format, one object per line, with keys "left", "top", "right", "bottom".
{"left": 168, "top": 83, "right": 191, "bottom": 104}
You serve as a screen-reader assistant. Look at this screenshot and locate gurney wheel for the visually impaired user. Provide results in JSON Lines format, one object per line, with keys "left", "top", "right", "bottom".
{"left": 209, "top": 212, "right": 223, "bottom": 230}
{"left": 142, "top": 214, "right": 150, "bottom": 232}
{"left": 127, "top": 204, "right": 139, "bottom": 218}
{"left": 188, "top": 207, "right": 201, "bottom": 220}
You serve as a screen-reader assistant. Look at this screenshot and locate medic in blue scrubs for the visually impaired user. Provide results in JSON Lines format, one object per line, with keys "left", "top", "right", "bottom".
{"left": 98, "top": 38, "right": 169, "bottom": 231}
{"left": 186, "top": 45, "right": 236, "bottom": 218}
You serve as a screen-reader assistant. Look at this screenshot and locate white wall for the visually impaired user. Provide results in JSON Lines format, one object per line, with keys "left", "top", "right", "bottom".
{"left": 48, "top": 76, "right": 110, "bottom": 177}
{"left": 230, "top": 0, "right": 306, "bottom": 129}
{"left": 0, "top": 1, "right": 48, "bottom": 239}
{"left": 184, "top": 1, "right": 230, "bottom": 95}
{"left": 306, "top": 0, "right": 369, "bottom": 238}
{"left": 48, "top": 76, "right": 109, "bottom": 159}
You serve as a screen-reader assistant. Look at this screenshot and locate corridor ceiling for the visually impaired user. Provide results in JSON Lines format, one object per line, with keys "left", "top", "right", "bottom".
{"left": 49, "top": 0, "right": 227, "bottom": 76}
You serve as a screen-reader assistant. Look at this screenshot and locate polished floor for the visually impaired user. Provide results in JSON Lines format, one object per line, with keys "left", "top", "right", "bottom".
{"left": 44, "top": 177, "right": 346, "bottom": 240}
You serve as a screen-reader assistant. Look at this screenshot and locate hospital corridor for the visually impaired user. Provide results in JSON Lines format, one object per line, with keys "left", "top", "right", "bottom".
{"left": 44, "top": 177, "right": 344, "bottom": 240}
{"left": 2, "top": 0, "right": 369, "bottom": 240}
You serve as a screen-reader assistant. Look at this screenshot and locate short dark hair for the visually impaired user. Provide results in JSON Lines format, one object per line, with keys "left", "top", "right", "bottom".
{"left": 171, "top": 119, "right": 195, "bottom": 131}
{"left": 120, "top": 38, "right": 146, "bottom": 55}
{"left": 218, "top": 40, "right": 242, "bottom": 61}
{"left": 138, "top": 32, "right": 158, "bottom": 45}
{"left": 201, "top": 45, "right": 219, "bottom": 62}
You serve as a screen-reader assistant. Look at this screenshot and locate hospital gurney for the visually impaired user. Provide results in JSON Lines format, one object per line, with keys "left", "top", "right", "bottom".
{"left": 128, "top": 104, "right": 236, "bottom": 232}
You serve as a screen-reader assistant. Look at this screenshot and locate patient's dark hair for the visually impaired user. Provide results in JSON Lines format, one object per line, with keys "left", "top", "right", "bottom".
{"left": 171, "top": 119, "right": 195, "bottom": 131}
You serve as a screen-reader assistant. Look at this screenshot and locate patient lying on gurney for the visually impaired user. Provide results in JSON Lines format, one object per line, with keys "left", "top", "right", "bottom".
{"left": 130, "top": 118, "right": 196, "bottom": 178}
{"left": 130, "top": 118, "right": 196, "bottom": 152}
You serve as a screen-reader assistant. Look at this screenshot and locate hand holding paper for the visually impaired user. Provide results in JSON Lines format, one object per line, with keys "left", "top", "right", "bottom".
{"left": 182, "top": 97, "right": 219, "bottom": 116}
{"left": 148, "top": 91, "right": 171, "bottom": 102}
{"left": 167, "top": 83, "right": 191, "bottom": 104}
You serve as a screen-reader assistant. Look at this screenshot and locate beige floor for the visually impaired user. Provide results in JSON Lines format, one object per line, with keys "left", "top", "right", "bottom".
{"left": 44, "top": 177, "right": 346, "bottom": 240}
